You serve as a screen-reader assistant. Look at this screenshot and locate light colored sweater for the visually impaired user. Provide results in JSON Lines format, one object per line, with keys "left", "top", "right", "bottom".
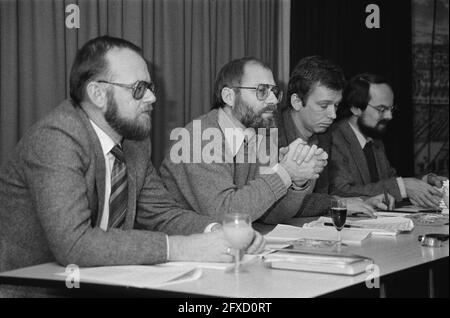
{"left": 160, "top": 109, "right": 311, "bottom": 224}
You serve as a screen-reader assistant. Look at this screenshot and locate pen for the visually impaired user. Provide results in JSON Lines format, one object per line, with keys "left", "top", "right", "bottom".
{"left": 324, "top": 223, "right": 362, "bottom": 228}
{"left": 383, "top": 190, "right": 390, "bottom": 209}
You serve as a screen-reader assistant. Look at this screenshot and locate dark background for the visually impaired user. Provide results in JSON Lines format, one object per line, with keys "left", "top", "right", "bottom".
{"left": 290, "top": 0, "right": 414, "bottom": 177}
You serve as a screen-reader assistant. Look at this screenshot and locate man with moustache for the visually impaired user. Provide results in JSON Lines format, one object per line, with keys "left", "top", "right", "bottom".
{"left": 278, "top": 56, "right": 393, "bottom": 218}
{"left": 0, "top": 37, "right": 264, "bottom": 296}
{"left": 160, "top": 57, "right": 328, "bottom": 224}
{"left": 329, "top": 73, "right": 445, "bottom": 208}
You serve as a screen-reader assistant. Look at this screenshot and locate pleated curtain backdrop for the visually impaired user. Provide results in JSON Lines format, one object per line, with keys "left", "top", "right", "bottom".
{"left": 0, "top": 0, "right": 289, "bottom": 166}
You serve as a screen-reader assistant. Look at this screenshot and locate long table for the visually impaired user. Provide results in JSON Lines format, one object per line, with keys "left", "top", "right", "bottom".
{"left": 0, "top": 218, "right": 448, "bottom": 298}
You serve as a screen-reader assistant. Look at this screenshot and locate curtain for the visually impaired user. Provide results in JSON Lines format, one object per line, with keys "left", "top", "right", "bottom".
{"left": 290, "top": 0, "right": 414, "bottom": 177}
{"left": 0, "top": 0, "right": 288, "bottom": 166}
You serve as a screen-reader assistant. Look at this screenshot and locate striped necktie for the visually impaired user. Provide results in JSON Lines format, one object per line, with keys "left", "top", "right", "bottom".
{"left": 108, "top": 144, "right": 128, "bottom": 229}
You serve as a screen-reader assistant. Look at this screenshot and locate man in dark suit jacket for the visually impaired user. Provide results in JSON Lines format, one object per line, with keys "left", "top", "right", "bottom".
{"left": 279, "top": 56, "right": 394, "bottom": 217}
{"left": 0, "top": 36, "right": 264, "bottom": 296}
{"left": 329, "top": 73, "right": 444, "bottom": 208}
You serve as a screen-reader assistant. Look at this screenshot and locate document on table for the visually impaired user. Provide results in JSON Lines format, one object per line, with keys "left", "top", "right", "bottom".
{"left": 162, "top": 254, "right": 260, "bottom": 271}
{"left": 265, "top": 224, "right": 370, "bottom": 245}
{"left": 56, "top": 265, "right": 202, "bottom": 288}
{"left": 305, "top": 216, "right": 414, "bottom": 236}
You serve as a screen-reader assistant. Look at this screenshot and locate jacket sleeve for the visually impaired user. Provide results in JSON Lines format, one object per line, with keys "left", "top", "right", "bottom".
{"left": 294, "top": 193, "right": 332, "bottom": 217}
{"left": 261, "top": 184, "right": 311, "bottom": 224}
{"left": 134, "top": 161, "right": 215, "bottom": 235}
{"left": 328, "top": 140, "right": 403, "bottom": 201}
{"left": 160, "top": 156, "right": 295, "bottom": 223}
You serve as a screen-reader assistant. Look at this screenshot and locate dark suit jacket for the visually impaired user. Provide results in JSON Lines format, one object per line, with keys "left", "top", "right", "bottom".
{"left": 328, "top": 120, "right": 402, "bottom": 201}
{"left": 0, "top": 100, "right": 214, "bottom": 282}
{"left": 277, "top": 108, "right": 333, "bottom": 216}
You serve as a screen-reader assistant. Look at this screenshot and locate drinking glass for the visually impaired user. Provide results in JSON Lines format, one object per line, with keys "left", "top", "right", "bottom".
{"left": 222, "top": 213, "right": 254, "bottom": 273}
{"left": 330, "top": 198, "right": 348, "bottom": 248}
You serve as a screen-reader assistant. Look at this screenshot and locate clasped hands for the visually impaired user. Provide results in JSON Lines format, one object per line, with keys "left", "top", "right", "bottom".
{"left": 279, "top": 138, "right": 328, "bottom": 187}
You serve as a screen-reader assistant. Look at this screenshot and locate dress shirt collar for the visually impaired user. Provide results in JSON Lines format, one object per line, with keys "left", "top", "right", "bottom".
{"left": 218, "top": 108, "right": 256, "bottom": 157}
{"left": 89, "top": 119, "right": 117, "bottom": 156}
{"left": 348, "top": 121, "right": 372, "bottom": 149}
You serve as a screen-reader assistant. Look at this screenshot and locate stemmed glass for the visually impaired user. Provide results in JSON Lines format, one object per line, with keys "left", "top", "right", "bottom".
{"left": 222, "top": 213, "right": 254, "bottom": 273}
{"left": 330, "top": 198, "right": 348, "bottom": 249}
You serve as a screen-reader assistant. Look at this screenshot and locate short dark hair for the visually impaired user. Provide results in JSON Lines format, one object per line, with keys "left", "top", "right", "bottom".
{"left": 212, "top": 57, "right": 271, "bottom": 109}
{"left": 338, "top": 73, "right": 391, "bottom": 118}
{"left": 286, "top": 55, "right": 346, "bottom": 108}
{"left": 69, "top": 35, "right": 143, "bottom": 106}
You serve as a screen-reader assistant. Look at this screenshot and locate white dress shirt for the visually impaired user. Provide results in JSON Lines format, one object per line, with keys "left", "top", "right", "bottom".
{"left": 90, "top": 120, "right": 118, "bottom": 231}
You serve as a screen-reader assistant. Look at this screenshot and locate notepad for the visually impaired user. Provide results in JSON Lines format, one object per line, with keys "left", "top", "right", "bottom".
{"left": 265, "top": 224, "right": 370, "bottom": 245}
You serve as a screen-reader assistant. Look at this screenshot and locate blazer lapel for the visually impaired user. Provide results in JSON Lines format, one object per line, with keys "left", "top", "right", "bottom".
{"left": 76, "top": 107, "right": 106, "bottom": 227}
{"left": 340, "top": 122, "right": 372, "bottom": 184}
{"left": 122, "top": 141, "right": 137, "bottom": 230}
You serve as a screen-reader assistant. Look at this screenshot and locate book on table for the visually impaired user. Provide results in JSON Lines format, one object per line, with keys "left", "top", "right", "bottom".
{"left": 264, "top": 247, "right": 373, "bottom": 276}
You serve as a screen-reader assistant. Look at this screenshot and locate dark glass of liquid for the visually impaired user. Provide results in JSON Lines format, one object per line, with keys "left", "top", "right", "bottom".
{"left": 330, "top": 207, "right": 347, "bottom": 230}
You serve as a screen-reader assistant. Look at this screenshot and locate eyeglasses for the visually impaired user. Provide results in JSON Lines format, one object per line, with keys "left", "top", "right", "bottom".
{"left": 367, "top": 104, "right": 396, "bottom": 114}
{"left": 97, "top": 80, "right": 156, "bottom": 100}
{"left": 231, "top": 84, "right": 283, "bottom": 102}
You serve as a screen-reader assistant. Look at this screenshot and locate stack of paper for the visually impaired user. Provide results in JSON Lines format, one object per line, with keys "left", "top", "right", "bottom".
{"left": 305, "top": 216, "right": 414, "bottom": 236}
{"left": 264, "top": 224, "right": 370, "bottom": 245}
{"left": 439, "top": 180, "right": 449, "bottom": 214}
{"left": 264, "top": 251, "right": 373, "bottom": 276}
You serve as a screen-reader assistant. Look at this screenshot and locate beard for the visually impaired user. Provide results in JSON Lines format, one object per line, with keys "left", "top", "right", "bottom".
{"left": 357, "top": 115, "right": 389, "bottom": 140}
{"left": 233, "top": 95, "right": 278, "bottom": 130}
{"left": 104, "top": 90, "right": 152, "bottom": 141}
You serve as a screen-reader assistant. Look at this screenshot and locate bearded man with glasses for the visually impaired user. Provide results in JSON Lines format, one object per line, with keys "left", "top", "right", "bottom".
{"left": 160, "top": 57, "right": 328, "bottom": 224}
{"left": 0, "top": 37, "right": 266, "bottom": 297}
{"left": 329, "top": 73, "right": 445, "bottom": 209}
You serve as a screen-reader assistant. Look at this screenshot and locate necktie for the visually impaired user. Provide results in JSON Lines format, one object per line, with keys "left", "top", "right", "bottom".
{"left": 108, "top": 144, "right": 128, "bottom": 229}
{"left": 363, "top": 141, "right": 380, "bottom": 183}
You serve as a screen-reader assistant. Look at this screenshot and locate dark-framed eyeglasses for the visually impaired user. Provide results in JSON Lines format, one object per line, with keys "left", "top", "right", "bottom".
{"left": 97, "top": 80, "right": 156, "bottom": 100}
{"left": 367, "top": 104, "right": 396, "bottom": 114}
{"left": 231, "top": 84, "right": 283, "bottom": 102}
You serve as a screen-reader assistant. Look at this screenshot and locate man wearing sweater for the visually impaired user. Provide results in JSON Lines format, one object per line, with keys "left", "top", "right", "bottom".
{"left": 278, "top": 56, "right": 393, "bottom": 217}
{"left": 0, "top": 37, "right": 264, "bottom": 296}
{"left": 160, "top": 57, "right": 328, "bottom": 224}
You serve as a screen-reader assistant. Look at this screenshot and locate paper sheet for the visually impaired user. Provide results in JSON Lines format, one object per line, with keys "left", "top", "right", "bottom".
{"left": 56, "top": 265, "right": 202, "bottom": 288}
{"left": 162, "top": 254, "right": 260, "bottom": 271}
{"left": 306, "top": 216, "right": 414, "bottom": 236}
{"left": 265, "top": 224, "right": 370, "bottom": 245}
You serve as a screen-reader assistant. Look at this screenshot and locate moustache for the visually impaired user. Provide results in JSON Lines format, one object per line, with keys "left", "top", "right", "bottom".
{"left": 377, "top": 119, "right": 390, "bottom": 126}
{"left": 260, "top": 104, "right": 278, "bottom": 115}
